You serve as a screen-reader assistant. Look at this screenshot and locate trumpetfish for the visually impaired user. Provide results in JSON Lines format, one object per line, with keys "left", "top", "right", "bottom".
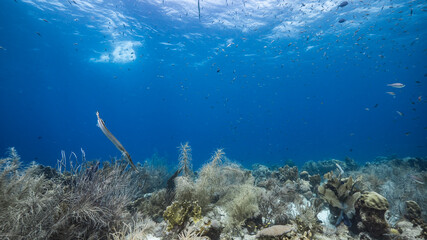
{"left": 96, "top": 111, "right": 138, "bottom": 171}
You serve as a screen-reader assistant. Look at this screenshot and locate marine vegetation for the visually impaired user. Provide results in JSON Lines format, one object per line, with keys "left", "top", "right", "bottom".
{"left": 0, "top": 147, "right": 167, "bottom": 240}
{"left": 172, "top": 148, "right": 262, "bottom": 235}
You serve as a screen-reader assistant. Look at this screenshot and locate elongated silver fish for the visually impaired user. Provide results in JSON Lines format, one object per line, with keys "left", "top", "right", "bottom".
{"left": 387, "top": 83, "right": 405, "bottom": 88}
{"left": 96, "top": 111, "right": 137, "bottom": 171}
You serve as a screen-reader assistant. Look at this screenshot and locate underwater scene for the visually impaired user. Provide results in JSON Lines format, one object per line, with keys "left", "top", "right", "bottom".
{"left": 0, "top": 0, "right": 426, "bottom": 239}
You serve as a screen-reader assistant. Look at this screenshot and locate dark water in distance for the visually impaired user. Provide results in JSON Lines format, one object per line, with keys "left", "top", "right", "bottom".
{"left": 0, "top": 0, "right": 426, "bottom": 169}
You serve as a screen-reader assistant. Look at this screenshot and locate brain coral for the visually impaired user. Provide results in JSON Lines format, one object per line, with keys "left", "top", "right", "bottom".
{"left": 357, "top": 191, "right": 389, "bottom": 211}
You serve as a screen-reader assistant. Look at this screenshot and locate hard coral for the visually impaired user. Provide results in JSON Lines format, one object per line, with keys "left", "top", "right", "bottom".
{"left": 273, "top": 165, "right": 298, "bottom": 182}
{"left": 351, "top": 191, "right": 389, "bottom": 238}
{"left": 405, "top": 200, "right": 423, "bottom": 225}
{"left": 256, "top": 224, "right": 295, "bottom": 239}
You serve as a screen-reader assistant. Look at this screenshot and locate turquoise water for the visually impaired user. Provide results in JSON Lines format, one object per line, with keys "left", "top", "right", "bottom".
{"left": 0, "top": 0, "right": 426, "bottom": 169}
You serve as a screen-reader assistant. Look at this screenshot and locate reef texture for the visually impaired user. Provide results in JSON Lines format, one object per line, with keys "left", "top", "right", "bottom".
{"left": 302, "top": 157, "right": 358, "bottom": 176}
{"left": 1, "top": 147, "right": 426, "bottom": 240}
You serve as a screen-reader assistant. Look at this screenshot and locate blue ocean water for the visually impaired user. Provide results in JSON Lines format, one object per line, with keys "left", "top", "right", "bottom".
{"left": 0, "top": 0, "right": 425, "bottom": 170}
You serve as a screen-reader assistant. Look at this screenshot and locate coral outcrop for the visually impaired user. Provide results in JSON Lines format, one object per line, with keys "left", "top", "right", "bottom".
{"left": 317, "top": 171, "right": 362, "bottom": 224}
{"left": 273, "top": 165, "right": 299, "bottom": 182}
{"left": 351, "top": 191, "right": 390, "bottom": 238}
{"left": 403, "top": 200, "right": 427, "bottom": 239}
{"left": 405, "top": 200, "right": 422, "bottom": 225}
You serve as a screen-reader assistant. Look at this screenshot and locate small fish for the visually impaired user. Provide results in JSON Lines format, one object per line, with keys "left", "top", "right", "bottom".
{"left": 36, "top": 32, "right": 41, "bottom": 36}
{"left": 338, "top": 18, "right": 346, "bottom": 23}
{"left": 0, "top": 46, "right": 6, "bottom": 50}
{"left": 396, "top": 111, "right": 403, "bottom": 116}
{"left": 386, "top": 92, "right": 396, "bottom": 96}
{"left": 42, "top": 19, "right": 48, "bottom": 23}
{"left": 338, "top": 1, "right": 348, "bottom": 8}
{"left": 418, "top": 96, "right": 422, "bottom": 102}
{"left": 387, "top": 83, "right": 405, "bottom": 88}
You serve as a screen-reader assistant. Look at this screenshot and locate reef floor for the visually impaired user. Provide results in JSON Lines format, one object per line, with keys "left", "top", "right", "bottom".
{"left": 0, "top": 147, "right": 426, "bottom": 240}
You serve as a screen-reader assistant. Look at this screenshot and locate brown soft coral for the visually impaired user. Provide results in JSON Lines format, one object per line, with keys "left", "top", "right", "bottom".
{"left": 317, "top": 171, "right": 361, "bottom": 219}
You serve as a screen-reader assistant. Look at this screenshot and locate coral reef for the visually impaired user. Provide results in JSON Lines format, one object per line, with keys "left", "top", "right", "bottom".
{"left": 1, "top": 145, "right": 425, "bottom": 240}
{"left": 302, "top": 157, "right": 358, "bottom": 176}
{"left": 0, "top": 148, "right": 167, "bottom": 240}
{"left": 402, "top": 200, "right": 427, "bottom": 239}
{"left": 353, "top": 157, "right": 427, "bottom": 225}
{"left": 272, "top": 165, "right": 299, "bottom": 182}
